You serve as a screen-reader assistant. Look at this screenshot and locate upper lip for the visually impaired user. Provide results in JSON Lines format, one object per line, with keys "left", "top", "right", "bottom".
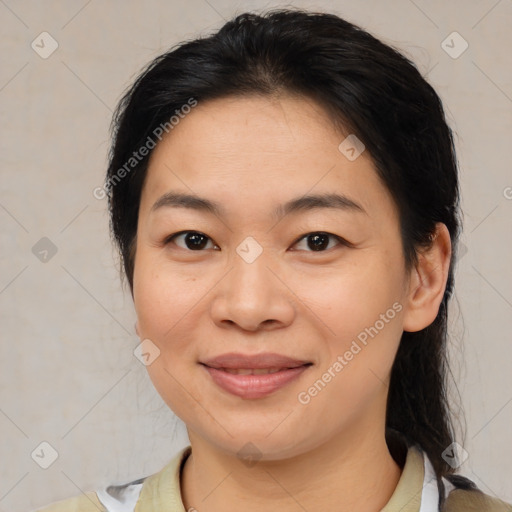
{"left": 200, "top": 352, "right": 312, "bottom": 370}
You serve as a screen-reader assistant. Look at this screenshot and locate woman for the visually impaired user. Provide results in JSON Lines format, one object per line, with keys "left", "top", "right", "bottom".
{"left": 36, "top": 8, "right": 511, "bottom": 512}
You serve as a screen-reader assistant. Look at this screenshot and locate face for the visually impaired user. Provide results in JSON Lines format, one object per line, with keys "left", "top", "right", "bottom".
{"left": 132, "top": 94, "right": 412, "bottom": 460}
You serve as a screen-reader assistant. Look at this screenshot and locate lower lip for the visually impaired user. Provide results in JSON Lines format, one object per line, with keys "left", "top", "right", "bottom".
{"left": 202, "top": 365, "right": 310, "bottom": 399}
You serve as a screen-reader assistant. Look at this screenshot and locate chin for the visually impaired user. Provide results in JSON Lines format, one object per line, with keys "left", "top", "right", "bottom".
{"left": 198, "top": 429, "right": 314, "bottom": 463}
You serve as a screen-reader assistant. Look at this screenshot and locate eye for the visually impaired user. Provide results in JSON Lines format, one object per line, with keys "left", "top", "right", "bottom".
{"left": 163, "top": 231, "right": 218, "bottom": 251}
{"left": 163, "top": 230, "right": 351, "bottom": 253}
{"left": 291, "top": 232, "right": 349, "bottom": 252}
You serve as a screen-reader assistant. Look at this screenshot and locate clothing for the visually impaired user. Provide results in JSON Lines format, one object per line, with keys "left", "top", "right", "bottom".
{"left": 34, "top": 443, "right": 512, "bottom": 512}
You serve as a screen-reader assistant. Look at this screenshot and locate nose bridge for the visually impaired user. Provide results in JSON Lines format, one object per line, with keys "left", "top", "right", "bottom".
{"left": 210, "top": 237, "right": 295, "bottom": 330}
{"left": 228, "top": 237, "right": 276, "bottom": 302}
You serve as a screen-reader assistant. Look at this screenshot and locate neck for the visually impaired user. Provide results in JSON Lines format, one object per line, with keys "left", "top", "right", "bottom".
{"left": 181, "top": 423, "right": 403, "bottom": 512}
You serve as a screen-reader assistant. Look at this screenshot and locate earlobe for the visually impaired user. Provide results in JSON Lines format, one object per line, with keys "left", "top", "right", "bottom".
{"left": 135, "top": 321, "right": 140, "bottom": 337}
{"left": 402, "top": 223, "right": 452, "bottom": 333}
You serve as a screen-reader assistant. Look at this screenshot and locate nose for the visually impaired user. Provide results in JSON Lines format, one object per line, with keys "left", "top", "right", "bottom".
{"left": 209, "top": 250, "right": 296, "bottom": 332}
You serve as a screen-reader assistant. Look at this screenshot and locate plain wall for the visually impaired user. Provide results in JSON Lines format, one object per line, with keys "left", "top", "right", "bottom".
{"left": 0, "top": 0, "right": 511, "bottom": 510}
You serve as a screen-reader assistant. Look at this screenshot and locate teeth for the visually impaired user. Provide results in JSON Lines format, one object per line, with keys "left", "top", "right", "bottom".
{"left": 222, "top": 367, "right": 286, "bottom": 375}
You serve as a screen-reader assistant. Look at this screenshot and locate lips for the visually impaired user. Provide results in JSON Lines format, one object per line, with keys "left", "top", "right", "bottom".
{"left": 222, "top": 368, "right": 285, "bottom": 375}
{"left": 201, "top": 352, "right": 311, "bottom": 370}
{"left": 200, "top": 352, "right": 312, "bottom": 399}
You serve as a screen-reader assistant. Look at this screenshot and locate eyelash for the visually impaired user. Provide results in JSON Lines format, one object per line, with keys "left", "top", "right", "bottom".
{"left": 162, "top": 230, "right": 352, "bottom": 253}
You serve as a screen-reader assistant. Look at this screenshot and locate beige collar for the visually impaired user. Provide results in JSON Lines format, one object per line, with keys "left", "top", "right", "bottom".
{"left": 135, "top": 443, "right": 437, "bottom": 512}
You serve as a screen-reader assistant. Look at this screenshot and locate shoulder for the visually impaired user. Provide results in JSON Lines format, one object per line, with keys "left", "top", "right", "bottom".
{"left": 33, "top": 446, "right": 191, "bottom": 512}
{"left": 443, "top": 480, "right": 512, "bottom": 511}
{"left": 33, "top": 491, "right": 107, "bottom": 512}
{"left": 32, "top": 478, "right": 145, "bottom": 512}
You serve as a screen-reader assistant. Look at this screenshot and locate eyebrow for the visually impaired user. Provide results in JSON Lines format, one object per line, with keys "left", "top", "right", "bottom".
{"left": 150, "top": 191, "right": 367, "bottom": 220}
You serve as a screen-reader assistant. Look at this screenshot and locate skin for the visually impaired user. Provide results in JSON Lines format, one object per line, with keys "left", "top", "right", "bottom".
{"left": 132, "top": 94, "right": 451, "bottom": 512}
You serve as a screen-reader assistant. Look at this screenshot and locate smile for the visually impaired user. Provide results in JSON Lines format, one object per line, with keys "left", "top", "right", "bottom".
{"left": 221, "top": 367, "right": 287, "bottom": 375}
{"left": 201, "top": 364, "right": 312, "bottom": 399}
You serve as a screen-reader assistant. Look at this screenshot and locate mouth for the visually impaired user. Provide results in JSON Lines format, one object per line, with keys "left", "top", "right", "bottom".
{"left": 199, "top": 358, "right": 313, "bottom": 399}
{"left": 212, "top": 366, "right": 310, "bottom": 375}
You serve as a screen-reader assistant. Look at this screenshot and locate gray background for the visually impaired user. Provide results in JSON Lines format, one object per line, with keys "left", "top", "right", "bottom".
{"left": 0, "top": 0, "right": 511, "bottom": 510}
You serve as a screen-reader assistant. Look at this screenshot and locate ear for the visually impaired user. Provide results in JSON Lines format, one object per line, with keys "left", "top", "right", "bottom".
{"left": 402, "top": 223, "right": 452, "bottom": 333}
{"left": 135, "top": 321, "right": 140, "bottom": 337}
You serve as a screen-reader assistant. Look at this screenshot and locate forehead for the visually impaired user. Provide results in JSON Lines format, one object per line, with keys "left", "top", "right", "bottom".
{"left": 140, "top": 95, "right": 396, "bottom": 223}
{"left": 148, "top": 94, "right": 346, "bottom": 167}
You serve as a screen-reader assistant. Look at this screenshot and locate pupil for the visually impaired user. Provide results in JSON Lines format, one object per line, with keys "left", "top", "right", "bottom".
{"left": 309, "top": 233, "right": 328, "bottom": 251}
{"left": 186, "top": 233, "right": 207, "bottom": 250}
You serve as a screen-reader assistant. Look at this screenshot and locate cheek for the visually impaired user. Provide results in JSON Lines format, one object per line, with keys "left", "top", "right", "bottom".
{"left": 296, "top": 256, "right": 403, "bottom": 336}
{"left": 133, "top": 254, "right": 199, "bottom": 337}
{"left": 296, "top": 256, "right": 404, "bottom": 392}
{"left": 133, "top": 258, "right": 203, "bottom": 418}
